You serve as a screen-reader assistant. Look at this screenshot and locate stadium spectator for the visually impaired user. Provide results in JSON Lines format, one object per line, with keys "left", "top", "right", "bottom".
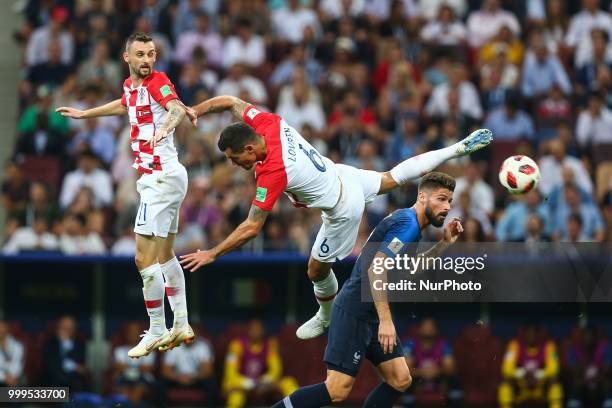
{"left": 419, "top": 5, "right": 467, "bottom": 47}
{"left": 12, "top": 181, "right": 59, "bottom": 227}
{"left": 496, "top": 191, "right": 552, "bottom": 242}
{"left": 425, "top": 63, "right": 483, "bottom": 121}
{"left": 42, "top": 316, "right": 89, "bottom": 391}
{"left": 483, "top": 91, "right": 535, "bottom": 141}
{"left": 564, "top": 213, "right": 589, "bottom": 242}
{"left": 25, "top": 5, "right": 74, "bottom": 66}
{"left": 0, "top": 321, "right": 25, "bottom": 387}
{"left": 173, "top": 0, "right": 209, "bottom": 40}
{"left": 181, "top": 179, "right": 221, "bottom": 235}
{"left": 539, "top": 138, "right": 593, "bottom": 196}
{"left": 521, "top": 34, "right": 572, "bottom": 98}
{"left": 16, "top": 111, "right": 65, "bottom": 157}
{"left": 69, "top": 117, "right": 116, "bottom": 165}
{"left": 26, "top": 40, "right": 72, "bottom": 89}
{"left": 446, "top": 189, "right": 493, "bottom": 238}
{"left": 77, "top": 39, "right": 122, "bottom": 93}
{"left": 223, "top": 319, "right": 298, "bottom": 408}
{"left": 176, "top": 63, "right": 208, "bottom": 106}
{"left": 564, "top": 325, "right": 612, "bottom": 408}
{"left": 59, "top": 212, "right": 106, "bottom": 255}
{"left": 536, "top": 86, "right": 573, "bottom": 137}
{"left": 418, "top": 0, "right": 467, "bottom": 21}
{"left": 478, "top": 25, "right": 524, "bottom": 68}
{"left": 540, "top": 0, "right": 569, "bottom": 55}
{"left": 272, "top": 0, "right": 320, "bottom": 44}
{"left": 2, "top": 216, "right": 58, "bottom": 254}
{"left": 1, "top": 160, "right": 30, "bottom": 216}
{"left": 276, "top": 78, "right": 326, "bottom": 133}
{"left": 553, "top": 184, "right": 605, "bottom": 242}
{"left": 222, "top": 17, "right": 265, "bottom": 69}
{"left": 270, "top": 43, "right": 323, "bottom": 88}
{"left": 112, "top": 322, "right": 157, "bottom": 404}
{"left": 161, "top": 332, "right": 218, "bottom": 406}
{"left": 18, "top": 85, "right": 69, "bottom": 136}
{"left": 576, "top": 91, "right": 612, "bottom": 148}
{"left": 403, "top": 318, "right": 460, "bottom": 407}
{"left": 453, "top": 161, "right": 494, "bottom": 217}
{"left": 173, "top": 12, "right": 222, "bottom": 67}
{"left": 565, "top": 0, "right": 612, "bottom": 69}
{"left": 385, "top": 112, "right": 422, "bottom": 166}
{"left": 479, "top": 46, "right": 520, "bottom": 111}
{"left": 499, "top": 323, "right": 563, "bottom": 408}
{"left": 111, "top": 225, "right": 137, "bottom": 256}
{"left": 216, "top": 63, "right": 268, "bottom": 105}
{"left": 523, "top": 214, "right": 550, "bottom": 244}
{"left": 576, "top": 29, "right": 612, "bottom": 94}
{"left": 466, "top": 0, "right": 520, "bottom": 49}
{"left": 59, "top": 150, "right": 113, "bottom": 210}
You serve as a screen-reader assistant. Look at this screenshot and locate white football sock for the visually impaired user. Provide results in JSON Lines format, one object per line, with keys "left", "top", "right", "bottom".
{"left": 313, "top": 270, "right": 338, "bottom": 322}
{"left": 161, "top": 257, "right": 188, "bottom": 328}
{"left": 390, "top": 143, "right": 461, "bottom": 185}
{"left": 139, "top": 263, "right": 166, "bottom": 335}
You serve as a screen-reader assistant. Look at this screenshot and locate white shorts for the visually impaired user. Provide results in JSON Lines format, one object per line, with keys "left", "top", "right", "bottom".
{"left": 311, "top": 164, "right": 382, "bottom": 262}
{"left": 134, "top": 162, "right": 188, "bottom": 238}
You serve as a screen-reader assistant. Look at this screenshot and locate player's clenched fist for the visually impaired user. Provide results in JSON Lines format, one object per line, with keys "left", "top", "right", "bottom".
{"left": 180, "top": 249, "right": 216, "bottom": 272}
{"left": 56, "top": 106, "right": 86, "bottom": 119}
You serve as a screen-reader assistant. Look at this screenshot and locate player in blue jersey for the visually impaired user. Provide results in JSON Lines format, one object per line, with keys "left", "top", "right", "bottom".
{"left": 271, "top": 172, "right": 464, "bottom": 408}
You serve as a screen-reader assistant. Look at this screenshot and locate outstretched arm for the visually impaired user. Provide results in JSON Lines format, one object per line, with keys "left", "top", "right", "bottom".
{"left": 191, "top": 95, "right": 249, "bottom": 120}
{"left": 56, "top": 99, "right": 126, "bottom": 119}
{"left": 179, "top": 204, "right": 269, "bottom": 272}
{"left": 149, "top": 99, "right": 187, "bottom": 147}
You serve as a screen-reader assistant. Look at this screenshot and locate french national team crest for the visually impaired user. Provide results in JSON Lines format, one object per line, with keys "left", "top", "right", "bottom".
{"left": 387, "top": 237, "right": 404, "bottom": 254}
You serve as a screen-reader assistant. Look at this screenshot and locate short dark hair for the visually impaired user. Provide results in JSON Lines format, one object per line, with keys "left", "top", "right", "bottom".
{"left": 125, "top": 32, "right": 153, "bottom": 51}
{"left": 418, "top": 172, "right": 456, "bottom": 192}
{"left": 218, "top": 122, "right": 258, "bottom": 152}
{"left": 568, "top": 213, "right": 583, "bottom": 226}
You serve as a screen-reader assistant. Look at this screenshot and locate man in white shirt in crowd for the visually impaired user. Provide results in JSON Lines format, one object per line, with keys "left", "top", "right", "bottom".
{"left": 272, "top": 0, "right": 321, "bottom": 44}
{"left": 453, "top": 161, "right": 494, "bottom": 217}
{"left": 466, "top": 0, "right": 520, "bottom": 48}
{"left": 276, "top": 78, "right": 326, "bottom": 133}
{"left": 565, "top": 0, "right": 612, "bottom": 68}
{"left": 0, "top": 321, "right": 25, "bottom": 387}
{"left": 26, "top": 5, "right": 74, "bottom": 66}
{"left": 576, "top": 91, "right": 612, "bottom": 147}
{"left": 538, "top": 138, "right": 593, "bottom": 196}
{"left": 59, "top": 213, "right": 106, "bottom": 255}
{"left": 425, "top": 63, "right": 483, "bottom": 120}
{"left": 174, "top": 12, "right": 222, "bottom": 68}
{"left": 216, "top": 63, "right": 268, "bottom": 106}
{"left": 222, "top": 17, "right": 265, "bottom": 70}
{"left": 2, "top": 216, "right": 58, "bottom": 254}
{"left": 59, "top": 150, "right": 113, "bottom": 210}
{"left": 161, "top": 333, "right": 218, "bottom": 405}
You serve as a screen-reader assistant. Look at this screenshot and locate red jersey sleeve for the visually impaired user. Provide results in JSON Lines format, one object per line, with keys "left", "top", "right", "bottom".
{"left": 147, "top": 71, "right": 179, "bottom": 109}
{"left": 243, "top": 105, "right": 281, "bottom": 133}
{"left": 121, "top": 93, "right": 127, "bottom": 107}
{"left": 252, "top": 169, "right": 287, "bottom": 211}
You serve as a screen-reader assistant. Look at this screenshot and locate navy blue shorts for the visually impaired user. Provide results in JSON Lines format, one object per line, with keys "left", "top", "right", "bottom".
{"left": 323, "top": 304, "right": 404, "bottom": 377}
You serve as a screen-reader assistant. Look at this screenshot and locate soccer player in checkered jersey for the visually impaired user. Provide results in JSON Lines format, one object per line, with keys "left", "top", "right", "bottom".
{"left": 179, "top": 96, "right": 493, "bottom": 340}
{"left": 57, "top": 33, "right": 197, "bottom": 357}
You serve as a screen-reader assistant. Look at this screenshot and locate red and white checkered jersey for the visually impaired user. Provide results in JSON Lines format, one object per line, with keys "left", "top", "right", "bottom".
{"left": 121, "top": 71, "right": 180, "bottom": 174}
{"left": 242, "top": 105, "right": 341, "bottom": 211}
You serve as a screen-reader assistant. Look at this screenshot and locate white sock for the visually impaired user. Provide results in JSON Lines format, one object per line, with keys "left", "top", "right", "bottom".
{"left": 313, "top": 270, "right": 338, "bottom": 322}
{"left": 140, "top": 263, "right": 166, "bottom": 335}
{"left": 389, "top": 144, "right": 460, "bottom": 185}
{"left": 161, "top": 257, "right": 188, "bottom": 328}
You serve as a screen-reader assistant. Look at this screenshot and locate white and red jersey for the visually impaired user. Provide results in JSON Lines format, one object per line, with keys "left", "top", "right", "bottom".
{"left": 243, "top": 105, "right": 341, "bottom": 211}
{"left": 121, "top": 71, "right": 180, "bottom": 174}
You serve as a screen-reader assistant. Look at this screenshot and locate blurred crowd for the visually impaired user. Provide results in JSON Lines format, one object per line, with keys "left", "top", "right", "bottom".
{"left": 2, "top": 317, "right": 610, "bottom": 407}
{"left": 3, "top": 0, "right": 612, "bottom": 255}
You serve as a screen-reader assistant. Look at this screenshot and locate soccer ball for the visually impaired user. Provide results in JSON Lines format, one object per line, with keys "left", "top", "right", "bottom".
{"left": 498, "top": 155, "right": 540, "bottom": 194}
